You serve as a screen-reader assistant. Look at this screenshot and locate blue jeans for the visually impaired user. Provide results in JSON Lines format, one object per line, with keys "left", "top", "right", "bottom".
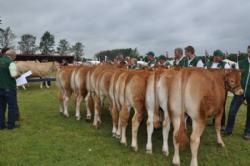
{"left": 0, "top": 89, "right": 18, "bottom": 128}
{"left": 225, "top": 95, "right": 250, "bottom": 135}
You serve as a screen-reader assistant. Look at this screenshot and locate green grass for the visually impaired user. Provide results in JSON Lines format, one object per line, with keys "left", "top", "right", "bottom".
{"left": 0, "top": 83, "right": 250, "bottom": 166}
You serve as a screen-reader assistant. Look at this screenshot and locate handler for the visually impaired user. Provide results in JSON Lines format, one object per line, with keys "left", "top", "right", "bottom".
{"left": 0, "top": 48, "right": 19, "bottom": 129}
{"left": 224, "top": 45, "right": 250, "bottom": 140}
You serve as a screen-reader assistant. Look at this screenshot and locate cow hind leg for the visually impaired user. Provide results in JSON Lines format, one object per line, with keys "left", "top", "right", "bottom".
{"left": 93, "top": 96, "right": 102, "bottom": 128}
{"left": 111, "top": 104, "right": 119, "bottom": 137}
{"left": 85, "top": 93, "right": 94, "bottom": 121}
{"left": 131, "top": 103, "right": 144, "bottom": 152}
{"left": 75, "top": 94, "right": 83, "bottom": 121}
{"left": 172, "top": 116, "right": 181, "bottom": 166}
{"left": 146, "top": 107, "right": 154, "bottom": 154}
{"left": 190, "top": 120, "right": 205, "bottom": 166}
{"left": 215, "top": 110, "right": 225, "bottom": 147}
{"left": 120, "top": 105, "right": 130, "bottom": 146}
{"left": 162, "top": 110, "right": 171, "bottom": 156}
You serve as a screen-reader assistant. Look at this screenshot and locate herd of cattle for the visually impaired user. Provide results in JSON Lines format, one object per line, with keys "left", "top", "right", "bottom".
{"left": 55, "top": 63, "right": 243, "bottom": 166}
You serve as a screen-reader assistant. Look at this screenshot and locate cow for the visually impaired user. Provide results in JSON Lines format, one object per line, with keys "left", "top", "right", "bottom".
{"left": 56, "top": 65, "right": 80, "bottom": 117}
{"left": 112, "top": 69, "right": 152, "bottom": 151}
{"left": 145, "top": 68, "right": 179, "bottom": 156}
{"left": 169, "top": 68, "right": 243, "bottom": 166}
{"left": 16, "top": 61, "right": 59, "bottom": 88}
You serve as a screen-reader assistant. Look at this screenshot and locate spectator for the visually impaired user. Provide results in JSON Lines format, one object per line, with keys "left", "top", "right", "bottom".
{"left": 173, "top": 48, "right": 188, "bottom": 67}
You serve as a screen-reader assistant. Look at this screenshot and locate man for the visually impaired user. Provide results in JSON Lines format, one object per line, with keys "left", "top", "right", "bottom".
{"left": 0, "top": 48, "right": 19, "bottom": 129}
{"left": 224, "top": 45, "right": 250, "bottom": 140}
{"left": 173, "top": 48, "right": 188, "bottom": 67}
{"left": 206, "top": 50, "right": 230, "bottom": 128}
{"left": 185, "top": 45, "right": 204, "bottom": 67}
{"left": 128, "top": 58, "right": 140, "bottom": 69}
{"left": 206, "top": 49, "right": 230, "bottom": 69}
{"left": 146, "top": 51, "right": 156, "bottom": 67}
{"left": 157, "top": 55, "right": 170, "bottom": 67}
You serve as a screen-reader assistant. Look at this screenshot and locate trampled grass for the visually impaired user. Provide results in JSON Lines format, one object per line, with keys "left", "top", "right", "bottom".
{"left": 0, "top": 83, "right": 250, "bottom": 166}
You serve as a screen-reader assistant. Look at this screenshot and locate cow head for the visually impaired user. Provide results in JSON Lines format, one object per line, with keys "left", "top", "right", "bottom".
{"left": 225, "top": 69, "right": 244, "bottom": 95}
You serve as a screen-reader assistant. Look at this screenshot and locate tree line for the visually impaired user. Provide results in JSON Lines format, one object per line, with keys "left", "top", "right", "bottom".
{"left": 0, "top": 19, "right": 84, "bottom": 61}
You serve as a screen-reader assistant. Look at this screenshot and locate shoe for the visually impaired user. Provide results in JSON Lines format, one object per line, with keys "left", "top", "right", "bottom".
{"left": 7, "top": 124, "right": 20, "bottom": 130}
{"left": 243, "top": 134, "right": 250, "bottom": 140}
{"left": 223, "top": 131, "right": 232, "bottom": 136}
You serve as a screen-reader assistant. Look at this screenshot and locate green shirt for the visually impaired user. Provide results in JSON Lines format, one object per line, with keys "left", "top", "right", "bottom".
{"left": 239, "top": 59, "right": 250, "bottom": 97}
{"left": 0, "top": 56, "right": 16, "bottom": 90}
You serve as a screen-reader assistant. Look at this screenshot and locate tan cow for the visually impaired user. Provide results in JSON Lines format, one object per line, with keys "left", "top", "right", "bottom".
{"left": 16, "top": 61, "right": 59, "bottom": 88}
{"left": 145, "top": 68, "right": 179, "bottom": 156}
{"left": 169, "top": 68, "right": 243, "bottom": 166}
{"left": 112, "top": 70, "right": 151, "bottom": 151}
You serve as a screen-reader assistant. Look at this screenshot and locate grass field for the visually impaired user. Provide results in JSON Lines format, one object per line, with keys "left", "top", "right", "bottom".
{"left": 0, "top": 83, "right": 250, "bottom": 166}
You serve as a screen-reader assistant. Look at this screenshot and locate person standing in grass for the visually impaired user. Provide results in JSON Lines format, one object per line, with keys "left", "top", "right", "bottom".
{"left": 224, "top": 45, "right": 250, "bottom": 140}
{"left": 0, "top": 48, "right": 19, "bottom": 129}
{"left": 146, "top": 51, "right": 156, "bottom": 67}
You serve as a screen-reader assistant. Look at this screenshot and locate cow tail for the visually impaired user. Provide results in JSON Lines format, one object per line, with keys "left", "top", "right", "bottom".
{"left": 176, "top": 70, "right": 189, "bottom": 150}
{"left": 153, "top": 72, "right": 161, "bottom": 129}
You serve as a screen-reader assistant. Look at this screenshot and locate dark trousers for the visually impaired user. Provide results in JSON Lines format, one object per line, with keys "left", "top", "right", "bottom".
{"left": 0, "top": 89, "right": 18, "bottom": 128}
{"left": 225, "top": 95, "right": 250, "bottom": 135}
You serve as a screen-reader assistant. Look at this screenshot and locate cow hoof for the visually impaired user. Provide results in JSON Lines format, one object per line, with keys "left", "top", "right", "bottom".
{"left": 217, "top": 143, "right": 225, "bottom": 148}
{"left": 172, "top": 164, "right": 180, "bottom": 166}
{"left": 146, "top": 149, "right": 152, "bottom": 154}
{"left": 115, "top": 134, "right": 121, "bottom": 139}
{"left": 162, "top": 150, "right": 169, "bottom": 156}
{"left": 120, "top": 141, "right": 127, "bottom": 146}
{"left": 112, "top": 133, "right": 116, "bottom": 138}
{"left": 76, "top": 116, "right": 81, "bottom": 121}
{"left": 132, "top": 146, "right": 138, "bottom": 152}
{"left": 64, "top": 114, "right": 69, "bottom": 118}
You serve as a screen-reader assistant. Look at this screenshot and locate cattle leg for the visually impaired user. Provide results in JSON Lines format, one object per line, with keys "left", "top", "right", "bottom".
{"left": 58, "top": 92, "right": 64, "bottom": 114}
{"left": 111, "top": 104, "right": 119, "bottom": 137}
{"left": 45, "top": 80, "right": 50, "bottom": 88}
{"left": 146, "top": 108, "right": 154, "bottom": 154}
{"left": 172, "top": 117, "right": 181, "bottom": 166}
{"left": 131, "top": 105, "right": 143, "bottom": 152}
{"left": 93, "top": 96, "right": 102, "bottom": 128}
{"left": 190, "top": 120, "right": 205, "bottom": 166}
{"left": 162, "top": 111, "right": 170, "bottom": 156}
{"left": 215, "top": 111, "right": 225, "bottom": 147}
{"left": 120, "top": 105, "right": 130, "bottom": 146}
{"left": 85, "top": 93, "right": 94, "bottom": 121}
{"left": 63, "top": 91, "right": 71, "bottom": 118}
{"left": 75, "top": 94, "right": 83, "bottom": 121}
{"left": 40, "top": 81, "right": 43, "bottom": 89}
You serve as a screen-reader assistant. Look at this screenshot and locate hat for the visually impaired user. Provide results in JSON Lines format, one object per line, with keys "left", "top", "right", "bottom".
{"left": 158, "top": 55, "right": 166, "bottom": 60}
{"left": 146, "top": 51, "right": 155, "bottom": 57}
{"left": 213, "top": 49, "right": 224, "bottom": 57}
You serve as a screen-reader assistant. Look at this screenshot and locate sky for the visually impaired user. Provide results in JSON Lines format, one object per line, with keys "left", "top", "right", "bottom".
{"left": 1, "top": 0, "right": 250, "bottom": 58}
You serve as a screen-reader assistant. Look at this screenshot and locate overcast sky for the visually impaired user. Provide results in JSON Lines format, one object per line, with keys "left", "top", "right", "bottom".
{"left": 1, "top": 0, "right": 250, "bottom": 58}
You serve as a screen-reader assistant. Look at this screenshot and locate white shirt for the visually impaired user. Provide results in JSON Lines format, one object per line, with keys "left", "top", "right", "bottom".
{"left": 210, "top": 62, "right": 231, "bottom": 69}
{"left": 175, "top": 55, "right": 185, "bottom": 65}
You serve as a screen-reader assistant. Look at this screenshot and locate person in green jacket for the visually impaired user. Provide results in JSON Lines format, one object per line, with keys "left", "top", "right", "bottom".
{"left": 157, "top": 55, "right": 170, "bottom": 67}
{"left": 173, "top": 48, "right": 188, "bottom": 67}
{"left": 224, "top": 45, "right": 250, "bottom": 140}
{"left": 206, "top": 49, "right": 230, "bottom": 69}
{"left": 0, "top": 48, "right": 18, "bottom": 129}
{"left": 146, "top": 51, "right": 156, "bottom": 67}
{"left": 185, "top": 45, "right": 204, "bottom": 68}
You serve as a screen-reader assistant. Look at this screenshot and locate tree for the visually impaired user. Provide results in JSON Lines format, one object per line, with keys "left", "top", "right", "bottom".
{"left": 57, "top": 39, "right": 71, "bottom": 56}
{"left": 72, "top": 42, "right": 84, "bottom": 61}
{"left": 39, "top": 31, "right": 55, "bottom": 55}
{"left": 0, "top": 27, "right": 15, "bottom": 49}
{"left": 18, "top": 34, "right": 37, "bottom": 54}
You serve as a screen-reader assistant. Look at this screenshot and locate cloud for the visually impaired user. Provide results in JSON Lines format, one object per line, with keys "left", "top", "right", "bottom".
{"left": 1, "top": 0, "right": 250, "bottom": 58}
